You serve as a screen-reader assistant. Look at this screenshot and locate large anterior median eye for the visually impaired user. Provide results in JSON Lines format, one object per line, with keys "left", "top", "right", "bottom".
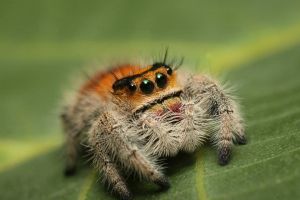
{"left": 155, "top": 73, "right": 167, "bottom": 88}
{"left": 140, "top": 79, "right": 154, "bottom": 94}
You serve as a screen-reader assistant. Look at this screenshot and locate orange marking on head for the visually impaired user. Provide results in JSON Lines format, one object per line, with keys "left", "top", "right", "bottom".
{"left": 81, "top": 64, "right": 181, "bottom": 111}
{"left": 81, "top": 64, "right": 148, "bottom": 99}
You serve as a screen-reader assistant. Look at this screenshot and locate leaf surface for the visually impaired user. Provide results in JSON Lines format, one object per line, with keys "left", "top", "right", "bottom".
{"left": 1, "top": 1, "right": 300, "bottom": 200}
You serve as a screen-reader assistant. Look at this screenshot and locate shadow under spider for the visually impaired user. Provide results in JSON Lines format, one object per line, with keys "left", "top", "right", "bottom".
{"left": 127, "top": 151, "right": 197, "bottom": 196}
{"left": 77, "top": 146, "right": 198, "bottom": 197}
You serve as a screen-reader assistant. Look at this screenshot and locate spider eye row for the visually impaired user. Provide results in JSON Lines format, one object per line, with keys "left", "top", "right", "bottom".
{"left": 127, "top": 72, "right": 169, "bottom": 94}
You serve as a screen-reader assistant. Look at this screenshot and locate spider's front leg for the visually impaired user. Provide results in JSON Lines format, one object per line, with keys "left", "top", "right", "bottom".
{"left": 61, "top": 111, "right": 81, "bottom": 176}
{"left": 88, "top": 113, "right": 131, "bottom": 200}
{"left": 88, "top": 112, "right": 169, "bottom": 199}
{"left": 188, "top": 75, "right": 246, "bottom": 165}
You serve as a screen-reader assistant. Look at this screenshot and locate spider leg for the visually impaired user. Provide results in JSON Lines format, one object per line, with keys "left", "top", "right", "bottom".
{"left": 61, "top": 94, "right": 104, "bottom": 176}
{"left": 88, "top": 136, "right": 132, "bottom": 200}
{"left": 232, "top": 119, "right": 247, "bottom": 145}
{"left": 188, "top": 75, "right": 246, "bottom": 165}
{"left": 89, "top": 112, "right": 170, "bottom": 190}
{"left": 61, "top": 112, "right": 80, "bottom": 176}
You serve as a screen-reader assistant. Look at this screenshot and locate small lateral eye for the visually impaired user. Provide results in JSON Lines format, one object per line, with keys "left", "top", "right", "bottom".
{"left": 155, "top": 73, "right": 167, "bottom": 88}
{"left": 166, "top": 66, "right": 173, "bottom": 75}
{"left": 127, "top": 81, "right": 137, "bottom": 92}
{"left": 140, "top": 79, "right": 154, "bottom": 94}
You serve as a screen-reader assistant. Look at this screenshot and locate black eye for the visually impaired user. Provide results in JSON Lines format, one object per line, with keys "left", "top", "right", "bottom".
{"left": 127, "top": 81, "right": 136, "bottom": 92}
{"left": 155, "top": 73, "right": 167, "bottom": 88}
{"left": 140, "top": 79, "right": 154, "bottom": 94}
{"left": 166, "top": 67, "right": 173, "bottom": 75}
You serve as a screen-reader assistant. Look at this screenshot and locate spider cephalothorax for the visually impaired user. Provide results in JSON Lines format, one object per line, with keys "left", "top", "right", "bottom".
{"left": 61, "top": 56, "right": 247, "bottom": 200}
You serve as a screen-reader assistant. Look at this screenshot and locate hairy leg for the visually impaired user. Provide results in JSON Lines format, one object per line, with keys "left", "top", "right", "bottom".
{"left": 61, "top": 112, "right": 80, "bottom": 176}
{"left": 61, "top": 93, "right": 103, "bottom": 175}
{"left": 186, "top": 75, "right": 246, "bottom": 165}
{"left": 89, "top": 139, "right": 132, "bottom": 200}
{"left": 232, "top": 118, "right": 247, "bottom": 145}
{"left": 89, "top": 112, "right": 170, "bottom": 189}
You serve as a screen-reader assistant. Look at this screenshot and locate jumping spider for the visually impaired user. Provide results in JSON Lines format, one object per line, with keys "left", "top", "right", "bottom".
{"left": 61, "top": 53, "right": 246, "bottom": 200}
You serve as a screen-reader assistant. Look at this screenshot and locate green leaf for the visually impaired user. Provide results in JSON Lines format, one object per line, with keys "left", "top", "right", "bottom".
{"left": 1, "top": 1, "right": 300, "bottom": 200}
{"left": 1, "top": 45, "right": 300, "bottom": 200}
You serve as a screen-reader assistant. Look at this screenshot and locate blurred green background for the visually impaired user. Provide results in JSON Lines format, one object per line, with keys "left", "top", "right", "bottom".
{"left": 1, "top": 0, "right": 300, "bottom": 200}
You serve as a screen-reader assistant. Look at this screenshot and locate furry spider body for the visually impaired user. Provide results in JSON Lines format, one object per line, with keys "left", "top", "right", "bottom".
{"left": 61, "top": 59, "right": 246, "bottom": 200}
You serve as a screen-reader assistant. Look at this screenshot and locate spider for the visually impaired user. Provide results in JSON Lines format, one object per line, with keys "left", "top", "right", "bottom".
{"left": 61, "top": 52, "right": 246, "bottom": 200}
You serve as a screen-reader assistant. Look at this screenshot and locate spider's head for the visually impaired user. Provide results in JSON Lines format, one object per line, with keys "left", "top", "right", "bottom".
{"left": 112, "top": 62, "right": 183, "bottom": 114}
